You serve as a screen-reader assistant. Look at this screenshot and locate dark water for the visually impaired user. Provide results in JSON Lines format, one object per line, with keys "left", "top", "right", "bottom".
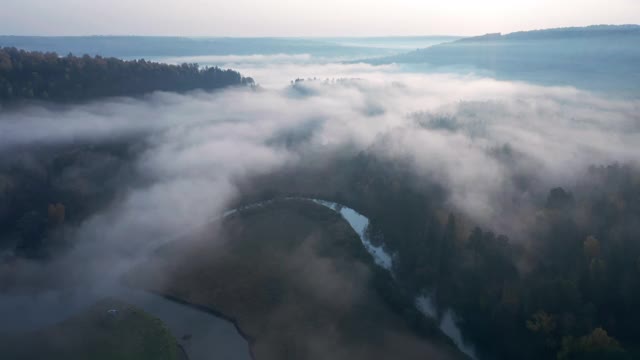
{"left": 0, "top": 198, "right": 474, "bottom": 360}
{"left": 0, "top": 286, "right": 252, "bottom": 360}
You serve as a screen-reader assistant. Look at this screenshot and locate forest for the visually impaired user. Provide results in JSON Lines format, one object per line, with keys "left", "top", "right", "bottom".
{"left": 347, "top": 158, "right": 640, "bottom": 360}
{"left": 0, "top": 47, "right": 253, "bottom": 103}
{"left": 230, "top": 148, "right": 640, "bottom": 360}
{"left": 1, "top": 35, "right": 639, "bottom": 360}
{"left": 2, "top": 136, "right": 639, "bottom": 359}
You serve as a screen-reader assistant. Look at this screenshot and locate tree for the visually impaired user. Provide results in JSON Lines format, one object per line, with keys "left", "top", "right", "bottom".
{"left": 527, "top": 310, "right": 557, "bottom": 348}
{"left": 0, "top": 47, "right": 253, "bottom": 103}
{"left": 557, "top": 328, "right": 628, "bottom": 360}
{"left": 0, "top": 52, "right": 11, "bottom": 71}
{"left": 546, "top": 187, "right": 575, "bottom": 210}
{"left": 48, "top": 203, "right": 65, "bottom": 226}
{"left": 583, "top": 236, "right": 600, "bottom": 259}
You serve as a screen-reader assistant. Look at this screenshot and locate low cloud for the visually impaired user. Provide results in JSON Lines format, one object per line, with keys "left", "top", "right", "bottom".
{"left": 1, "top": 62, "right": 639, "bottom": 294}
{"left": 161, "top": 53, "right": 316, "bottom": 66}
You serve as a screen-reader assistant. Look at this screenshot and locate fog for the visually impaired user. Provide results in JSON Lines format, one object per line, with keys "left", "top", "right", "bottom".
{"left": 1, "top": 63, "right": 639, "bottom": 357}
{"left": 2, "top": 64, "right": 639, "bottom": 263}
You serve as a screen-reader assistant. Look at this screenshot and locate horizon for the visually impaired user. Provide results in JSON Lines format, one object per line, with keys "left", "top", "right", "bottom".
{"left": 1, "top": 23, "right": 639, "bottom": 39}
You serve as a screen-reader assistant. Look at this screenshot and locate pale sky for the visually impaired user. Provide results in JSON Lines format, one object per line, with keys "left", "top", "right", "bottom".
{"left": 2, "top": 0, "right": 639, "bottom": 36}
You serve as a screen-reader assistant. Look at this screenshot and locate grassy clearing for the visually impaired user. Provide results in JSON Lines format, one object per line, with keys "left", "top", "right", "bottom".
{"left": 0, "top": 298, "right": 181, "bottom": 360}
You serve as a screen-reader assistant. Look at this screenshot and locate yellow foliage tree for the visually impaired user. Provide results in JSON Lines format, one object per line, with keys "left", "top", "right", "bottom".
{"left": 558, "top": 327, "right": 623, "bottom": 360}
{"left": 527, "top": 310, "right": 556, "bottom": 334}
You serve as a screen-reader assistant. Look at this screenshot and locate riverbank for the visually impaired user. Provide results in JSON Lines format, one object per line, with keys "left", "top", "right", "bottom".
{"left": 223, "top": 197, "right": 477, "bottom": 359}
{"left": 0, "top": 298, "right": 181, "bottom": 360}
{"left": 0, "top": 285, "right": 252, "bottom": 360}
{"left": 130, "top": 199, "right": 466, "bottom": 360}
{"left": 0, "top": 197, "right": 470, "bottom": 360}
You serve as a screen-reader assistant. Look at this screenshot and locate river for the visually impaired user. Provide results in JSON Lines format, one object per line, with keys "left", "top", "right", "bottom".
{"left": 0, "top": 197, "right": 476, "bottom": 360}
{"left": 310, "top": 199, "right": 477, "bottom": 360}
{"left": 0, "top": 284, "right": 252, "bottom": 360}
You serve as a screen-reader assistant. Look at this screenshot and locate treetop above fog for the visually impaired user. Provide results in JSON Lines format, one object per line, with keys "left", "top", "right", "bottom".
{"left": 0, "top": 47, "right": 254, "bottom": 104}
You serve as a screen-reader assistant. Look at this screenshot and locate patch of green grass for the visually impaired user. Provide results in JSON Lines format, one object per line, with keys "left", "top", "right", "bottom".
{"left": 0, "top": 299, "right": 180, "bottom": 360}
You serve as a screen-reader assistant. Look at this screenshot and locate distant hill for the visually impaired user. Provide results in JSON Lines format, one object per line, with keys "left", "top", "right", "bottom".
{"left": 458, "top": 24, "right": 640, "bottom": 42}
{"left": 0, "top": 36, "right": 406, "bottom": 60}
{"left": 0, "top": 47, "right": 253, "bottom": 104}
{"left": 365, "top": 25, "right": 640, "bottom": 94}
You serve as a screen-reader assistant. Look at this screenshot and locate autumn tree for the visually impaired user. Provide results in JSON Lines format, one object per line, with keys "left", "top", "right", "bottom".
{"left": 557, "top": 328, "right": 628, "bottom": 360}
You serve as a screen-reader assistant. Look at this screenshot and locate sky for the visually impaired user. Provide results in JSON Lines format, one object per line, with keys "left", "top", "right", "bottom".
{"left": 1, "top": 0, "right": 639, "bottom": 37}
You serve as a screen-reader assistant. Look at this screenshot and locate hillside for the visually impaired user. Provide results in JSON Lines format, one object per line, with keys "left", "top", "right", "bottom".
{"left": 458, "top": 25, "right": 640, "bottom": 42}
{"left": 366, "top": 25, "right": 640, "bottom": 94}
{"left": 0, "top": 299, "right": 182, "bottom": 360}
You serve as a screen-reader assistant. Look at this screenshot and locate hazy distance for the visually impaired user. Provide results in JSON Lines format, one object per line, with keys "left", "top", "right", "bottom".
{"left": 2, "top": 0, "right": 640, "bottom": 36}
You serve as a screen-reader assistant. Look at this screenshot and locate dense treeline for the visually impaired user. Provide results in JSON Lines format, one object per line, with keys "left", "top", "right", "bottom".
{"left": 0, "top": 139, "right": 145, "bottom": 257}
{"left": 4, "top": 137, "right": 640, "bottom": 359}
{"left": 2, "top": 86, "right": 640, "bottom": 358}
{"left": 344, "top": 159, "right": 640, "bottom": 360}
{"left": 233, "top": 152, "right": 640, "bottom": 360}
{"left": 0, "top": 47, "right": 253, "bottom": 103}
